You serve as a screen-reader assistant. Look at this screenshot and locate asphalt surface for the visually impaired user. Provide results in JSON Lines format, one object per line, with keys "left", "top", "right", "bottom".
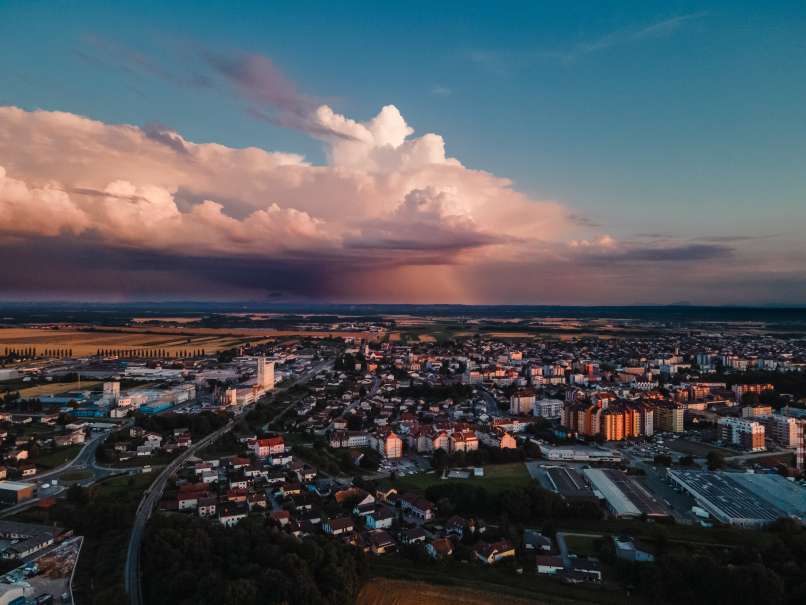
{"left": 125, "top": 359, "right": 334, "bottom": 605}
{"left": 0, "top": 429, "right": 131, "bottom": 519}
{"left": 477, "top": 386, "right": 505, "bottom": 418}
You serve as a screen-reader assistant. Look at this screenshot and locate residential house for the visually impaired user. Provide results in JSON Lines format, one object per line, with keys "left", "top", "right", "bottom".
{"left": 218, "top": 502, "right": 248, "bottom": 527}
{"left": 366, "top": 507, "right": 395, "bottom": 530}
{"left": 426, "top": 537, "right": 454, "bottom": 559}
{"left": 474, "top": 540, "right": 516, "bottom": 565}
{"left": 398, "top": 494, "right": 434, "bottom": 523}
{"left": 322, "top": 516, "right": 355, "bottom": 536}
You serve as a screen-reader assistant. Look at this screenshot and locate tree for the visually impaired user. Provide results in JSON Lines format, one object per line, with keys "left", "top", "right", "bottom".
{"left": 654, "top": 454, "right": 673, "bottom": 467}
{"left": 707, "top": 451, "right": 726, "bottom": 470}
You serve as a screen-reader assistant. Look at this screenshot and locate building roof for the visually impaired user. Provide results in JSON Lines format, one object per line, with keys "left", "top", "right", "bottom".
{"left": 0, "top": 481, "right": 34, "bottom": 492}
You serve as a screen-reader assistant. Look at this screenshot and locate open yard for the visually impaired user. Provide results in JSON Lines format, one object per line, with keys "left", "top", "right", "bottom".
{"left": 392, "top": 463, "right": 532, "bottom": 495}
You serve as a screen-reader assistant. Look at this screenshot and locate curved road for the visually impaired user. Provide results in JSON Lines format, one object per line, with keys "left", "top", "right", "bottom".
{"left": 125, "top": 359, "right": 334, "bottom": 605}
{"left": 124, "top": 419, "right": 238, "bottom": 605}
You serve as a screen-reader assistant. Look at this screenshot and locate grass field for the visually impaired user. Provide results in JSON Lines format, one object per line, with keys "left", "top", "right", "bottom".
{"left": 358, "top": 578, "right": 551, "bottom": 605}
{"left": 392, "top": 463, "right": 532, "bottom": 495}
{"left": 554, "top": 518, "right": 776, "bottom": 550}
{"left": 368, "top": 556, "right": 629, "bottom": 605}
{"left": 31, "top": 444, "right": 83, "bottom": 469}
{"left": 59, "top": 469, "right": 94, "bottom": 482}
{"left": 16, "top": 380, "right": 102, "bottom": 398}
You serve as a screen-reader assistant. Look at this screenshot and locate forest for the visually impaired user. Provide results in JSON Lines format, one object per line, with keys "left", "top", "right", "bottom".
{"left": 141, "top": 514, "right": 366, "bottom": 605}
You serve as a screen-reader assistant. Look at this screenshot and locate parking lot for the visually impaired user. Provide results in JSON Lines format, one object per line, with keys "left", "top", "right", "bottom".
{"left": 379, "top": 455, "right": 431, "bottom": 477}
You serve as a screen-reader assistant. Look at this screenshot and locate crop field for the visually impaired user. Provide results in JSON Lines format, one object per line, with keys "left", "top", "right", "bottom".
{"left": 0, "top": 327, "right": 265, "bottom": 357}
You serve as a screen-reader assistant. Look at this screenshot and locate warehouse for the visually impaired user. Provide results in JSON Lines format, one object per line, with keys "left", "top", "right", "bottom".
{"left": 537, "top": 465, "right": 595, "bottom": 499}
{"left": 583, "top": 469, "right": 669, "bottom": 518}
{"left": 727, "top": 473, "right": 806, "bottom": 523}
{"left": 667, "top": 469, "right": 782, "bottom": 528}
{"left": 0, "top": 481, "right": 35, "bottom": 505}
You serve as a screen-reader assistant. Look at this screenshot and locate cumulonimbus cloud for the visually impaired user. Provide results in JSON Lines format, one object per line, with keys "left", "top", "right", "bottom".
{"left": 0, "top": 91, "right": 778, "bottom": 303}
{"left": 0, "top": 102, "right": 581, "bottom": 300}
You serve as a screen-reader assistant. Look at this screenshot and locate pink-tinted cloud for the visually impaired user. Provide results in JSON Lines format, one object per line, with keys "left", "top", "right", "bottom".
{"left": 0, "top": 102, "right": 796, "bottom": 303}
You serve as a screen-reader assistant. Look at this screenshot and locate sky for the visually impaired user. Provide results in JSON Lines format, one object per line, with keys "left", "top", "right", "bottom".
{"left": 0, "top": 0, "right": 805, "bottom": 304}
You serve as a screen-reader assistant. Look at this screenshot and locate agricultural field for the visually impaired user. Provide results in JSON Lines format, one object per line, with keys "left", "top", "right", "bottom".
{"left": 0, "top": 326, "right": 263, "bottom": 357}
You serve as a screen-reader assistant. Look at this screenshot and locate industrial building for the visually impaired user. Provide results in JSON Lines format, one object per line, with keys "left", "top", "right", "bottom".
{"left": 536, "top": 465, "right": 595, "bottom": 500}
{"left": 0, "top": 481, "right": 35, "bottom": 505}
{"left": 728, "top": 473, "right": 806, "bottom": 523}
{"left": 539, "top": 444, "right": 622, "bottom": 463}
{"left": 666, "top": 469, "right": 784, "bottom": 528}
{"left": 583, "top": 469, "right": 669, "bottom": 519}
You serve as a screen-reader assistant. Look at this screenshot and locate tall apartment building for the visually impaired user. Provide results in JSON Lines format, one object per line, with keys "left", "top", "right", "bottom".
{"left": 510, "top": 389, "right": 536, "bottom": 415}
{"left": 732, "top": 383, "right": 774, "bottom": 402}
{"left": 741, "top": 405, "right": 773, "bottom": 418}
{"left": 655, "top": 403, "right": 685, "bottom": 433}
{"left": 564, "top": 401, "right": 653, "bottom": 441}
{"left": 601, "top": 408, "right": 626, "bottom": 441}
{"left": 533, "top": 398, "right": 564, "bottom": 419}
{"left": 762, "top": 414, "right": 805, "bottom": 468}
{"left": 718, "top": 417, "right": 766, "bottom": 452}
{"left": 562, "top": 402, "right": 604, "bottom": 437}
{"left": 256, "top": 357, "right": 275, "bottom": 391}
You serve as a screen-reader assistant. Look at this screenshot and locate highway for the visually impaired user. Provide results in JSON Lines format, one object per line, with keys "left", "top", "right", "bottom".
{"left": 125, "top": 358, "right": 334, "bottom": 605}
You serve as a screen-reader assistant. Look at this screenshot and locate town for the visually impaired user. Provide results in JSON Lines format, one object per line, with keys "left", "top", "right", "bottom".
{"left": 0, "top": 309, "right": 804, "bottom": 605}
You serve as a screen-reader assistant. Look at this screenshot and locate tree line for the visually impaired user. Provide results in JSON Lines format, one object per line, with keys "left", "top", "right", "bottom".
{"left": 142, "top": 514, "right": 366, "bottom": 605}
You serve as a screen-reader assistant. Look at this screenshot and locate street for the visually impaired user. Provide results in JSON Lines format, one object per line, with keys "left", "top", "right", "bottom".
{"left": 125, "top": 357, "right": 335, "bottom": 605}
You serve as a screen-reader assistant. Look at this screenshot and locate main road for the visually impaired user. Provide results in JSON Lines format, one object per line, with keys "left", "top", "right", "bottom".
{"left": 124, "top": 358, "right": 334, "bottom": 605}
{"left": 0, "top": 429, "right": 132, "bottom": 519}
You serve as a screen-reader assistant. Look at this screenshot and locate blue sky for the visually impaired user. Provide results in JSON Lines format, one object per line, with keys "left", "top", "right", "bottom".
{"left": 0, "top": 1, "right": 805, "bottom": 302}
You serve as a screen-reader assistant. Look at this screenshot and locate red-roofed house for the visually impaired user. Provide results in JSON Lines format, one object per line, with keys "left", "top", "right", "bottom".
{"left": 251, "top": 436, "right": 285, "bottom": 457}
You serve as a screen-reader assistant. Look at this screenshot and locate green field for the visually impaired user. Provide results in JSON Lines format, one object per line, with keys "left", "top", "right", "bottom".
{"left": 59, "top": 469, "right": 94, "bottom": 482}
{"left": 555, "top": 518, "right": 776, "bottom": 550}
{"left": 92, "top": 472, "right": 155, "bottom": 499}
{"left": 369, "top": 555, "right": 637, "bottom": 605}
{"left": 392, "top": 463, "right": 532, "bottom": 495}
{"left": 31, "top": 443, "right": 83, "bottom": 469}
